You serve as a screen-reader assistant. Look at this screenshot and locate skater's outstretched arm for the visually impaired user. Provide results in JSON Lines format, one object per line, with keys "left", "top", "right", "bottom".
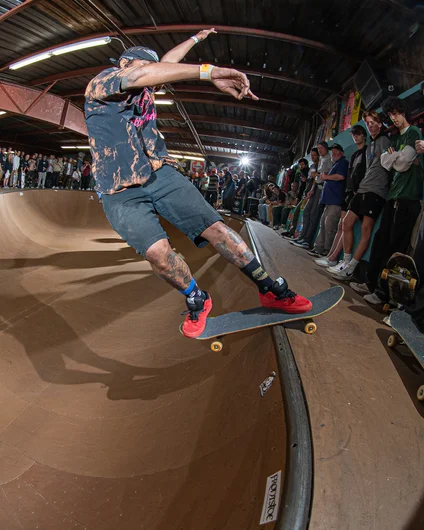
{"left": 122, "top": 63, "right": 258, "bottom": 101}
{"left": 160, "top": 28, "right": 217, "bottom": 64}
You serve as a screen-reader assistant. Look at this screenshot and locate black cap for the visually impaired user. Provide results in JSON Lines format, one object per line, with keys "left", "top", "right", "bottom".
{"left": 330, "top": 143, "right": 344, "bottom": 152}
{"left": 110, "top": 46, "right": 159, "bottom": 66}
{"left": 318, "top": 141, "right": 329, "bottom": 150}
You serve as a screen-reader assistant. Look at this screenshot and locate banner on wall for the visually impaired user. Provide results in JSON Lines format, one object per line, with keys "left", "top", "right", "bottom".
{"left": 351, "top": 91, "right": 362, "bottom": 126}
{"left": 190, "top": 160, "right": 205, "bottom": 173}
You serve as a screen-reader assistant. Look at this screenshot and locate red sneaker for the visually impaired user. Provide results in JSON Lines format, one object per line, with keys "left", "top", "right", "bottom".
{"left": 181, "top": 293, "right": 213, "bottom": 338}
{"left": 259, "top": 290, "right": 312, "bottom": 314}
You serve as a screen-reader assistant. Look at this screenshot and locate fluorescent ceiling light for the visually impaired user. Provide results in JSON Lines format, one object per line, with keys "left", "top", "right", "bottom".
{"left": 61, "top": 146, "right": 77, "bottom": 149}
{"left": 0, "top": 111, "right": 6, "bottom": 115}
{"left": 155, "top": 89, "right": 166, "bottom": 95}
{"left": 10, "top": 52, "right": 51, "bottom": 70}
{"left": 169, "top": 152, "right": 205, "bottom": 161}
{"left": 155, "top": 99, "right": 174, "bottom": 105}
{"left": 76, "top": 146, "right": 91, "bottom": 149}
{"left": 10, "top": 37, "right": 112, "bottom": 70}
{"left": 185, "top": 156, "right": 205, "bottom": 161}
{"left": 52, "top": 37, "right": 111, "bottom": 56}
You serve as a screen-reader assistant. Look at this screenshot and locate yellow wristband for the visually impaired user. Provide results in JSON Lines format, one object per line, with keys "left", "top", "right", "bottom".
{"left": 200, "top": 63, "right": 214, "bottom": 81}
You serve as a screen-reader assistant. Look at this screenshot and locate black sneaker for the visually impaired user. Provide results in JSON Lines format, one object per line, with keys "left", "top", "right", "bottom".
{"left": 307, "top": 248, "right": 321, "bottom": 256}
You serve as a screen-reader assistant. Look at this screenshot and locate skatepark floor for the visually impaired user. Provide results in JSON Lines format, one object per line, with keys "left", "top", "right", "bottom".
{"left": 1, "top": 189, "right": 423, "bottom": 530}
{"left": 0, "top": 190, "right": 285, "bottom": 530}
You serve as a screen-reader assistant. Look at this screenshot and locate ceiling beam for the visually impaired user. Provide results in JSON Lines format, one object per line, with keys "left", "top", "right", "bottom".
{"left": 0, "top": 24, "right": 360, "bottom": 73}
{"left": 160, "top": 127, "right": 287, "bottom": 149}
{"left": 169, "top": 148, "right": 275, "bottom": 161}
{"left": 31, "top": 63, "right": 336, "bottom": 94}
{"left": 0, "top": 0, "right": 42, "bottom": 24}
{"left": 167, "top": 85, "right": 319, "bottom": 112}
{"left": 157, "top": 113, "right": 295, "bottom": 136}
{"left": 0, "top": 81, "right": 87, "bottom": 135}
{"left": 157, "top": 95, "right": 304, "bottom": 117}
{"left": 166, "top": 139, "right": 279, "bottom": 158}
{"left": 67, "top": 90, "right": 305, "bottom": 117}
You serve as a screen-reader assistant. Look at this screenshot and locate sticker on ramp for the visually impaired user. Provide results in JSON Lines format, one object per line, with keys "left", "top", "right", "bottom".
{"left": 260, "top": 470, "right": 281, "bottom": 525}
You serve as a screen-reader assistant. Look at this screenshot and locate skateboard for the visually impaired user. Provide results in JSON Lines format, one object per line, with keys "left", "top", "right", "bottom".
{"left": 180, "top": 285, "right": 344, "bottom": 351}
{"left": 380, "top": 253, "right": 419, "bottom": 313}
{"left": 387, "top": 310, "right": 424, "bottom": 401}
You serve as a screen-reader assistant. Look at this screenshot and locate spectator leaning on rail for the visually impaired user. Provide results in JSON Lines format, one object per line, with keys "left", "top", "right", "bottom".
{"left": 12, "top": 150, "right": 20, "bottom": 188}
{"left": 84, "top": 32, "right": 313, "bottom": 339}
{"left": 37, "top": 155, "right": 48, "bottom": 189}
{"left": 351, "top": 97, "right": 424, "bottom": 304}
{"left": 330, "top": 112, "right": 390, "bottom": 280}
{"left": 205, "top": 167, "right": 219, "bottom": 207}
{"left": 308, "top": 144, "right": 349, "bottom": 258}
{"left": 294, "top": 141, "right": 333, "bottom": 250}
{"left": 291, "top": 148, "right": 320, "bottom": 247}
{"left": 315, "top": 124, "right": 368, "bottom": 268}
{"left": 281, "top": 157, "right": 309, "bottom": 238}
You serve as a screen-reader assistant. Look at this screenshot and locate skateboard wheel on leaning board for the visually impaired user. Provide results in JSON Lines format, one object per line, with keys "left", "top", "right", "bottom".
{"left": 417, "top": 385, "right": 424, "bottom": 402}
{"left": 211, "top": 341, "right": 223, "bottom": 352}
{"left": 383, "top": 303, "right": 391, "bottom": 314}
{"left": 304, "top": 322, "right": 317, "bottom": 334}
{"left": 409, "top": 278, "right": 417, "bottom": 291}
{"left": 387, "top": 334, "right": 399, "bottom": 348}
{"left": 381, "top": 269, "right": 389, "bottom": 281}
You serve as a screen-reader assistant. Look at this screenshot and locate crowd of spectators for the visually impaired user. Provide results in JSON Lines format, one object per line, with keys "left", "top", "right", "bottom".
{"left": 0, "top": 147, "right": 93, "bottom": 190}
{"left": 183, "top": 166, "right": 266, "bottom": 211}
{"left": 269, "top": 96, "right": 424, "bottom": 307}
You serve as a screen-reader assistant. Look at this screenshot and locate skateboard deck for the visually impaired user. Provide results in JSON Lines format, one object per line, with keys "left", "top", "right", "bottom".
{"left": 381, "top": 252, "right": 419, "bottom": 311}
{"left": 180, "top": 286, "right": 344, "bottom": 350}
{"left": 387, "top": 310, "right": 424, "bottom": 401}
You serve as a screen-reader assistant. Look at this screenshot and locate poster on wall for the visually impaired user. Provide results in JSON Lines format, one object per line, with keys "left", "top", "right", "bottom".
{"left": 190, "top": 160, "right": 205, "bottom": 173}
{"left": 338, "top": 90, "right": 355, "bottom": 134}
{"left": 351, "top": 91, "right": 362, "bottom": 126}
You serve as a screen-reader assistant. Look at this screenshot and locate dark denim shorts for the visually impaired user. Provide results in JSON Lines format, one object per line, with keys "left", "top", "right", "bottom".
{"left": 102, "top": 164, "right": 223, "bottom": 257}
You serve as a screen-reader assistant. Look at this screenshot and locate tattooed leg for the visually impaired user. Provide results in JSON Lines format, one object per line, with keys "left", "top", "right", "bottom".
{"left": 145, "top": 239, "right": 193, "bottom": 290}
{"left": 201, "top": 222, "right": 255, "bottom": 268}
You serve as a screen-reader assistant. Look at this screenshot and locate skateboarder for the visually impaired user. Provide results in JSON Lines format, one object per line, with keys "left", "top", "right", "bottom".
{"left": 84, "top": 30, "right": 312, "bottom": 339}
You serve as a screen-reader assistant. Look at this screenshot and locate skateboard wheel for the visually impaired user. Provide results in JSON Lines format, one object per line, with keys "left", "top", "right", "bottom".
{"left": 211, "top": 341, "right": 223, "bottom": 352}
{"left": 409, "top": 278, "right": 417, "bottom": 291}
{"left": 381, "top": 269, "right": 389, "bottom": 281}
{"left": 305, "top": 322, "right": 317, "bottom": 334}
{"left": 417, "top": 385, "right": 424, "bottom": 402}
{"left": 387, "top": 334, "right": 399, "bottom": 348}
{"left": 383, "top": 304, "right": 391, "bottom": 314}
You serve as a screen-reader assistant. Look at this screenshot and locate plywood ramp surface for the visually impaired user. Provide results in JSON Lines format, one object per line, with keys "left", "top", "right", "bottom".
{"left": 0, "top": 191, "right": 286, "bottom": 530}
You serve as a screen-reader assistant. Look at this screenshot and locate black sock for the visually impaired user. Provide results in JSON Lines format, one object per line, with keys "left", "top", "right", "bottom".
{"left": 241, "top": 258, "right": 274, "bottom": 294}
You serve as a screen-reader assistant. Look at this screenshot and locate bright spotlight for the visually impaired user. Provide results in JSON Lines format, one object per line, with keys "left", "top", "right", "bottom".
{"left": 240, "top": 156, "right": 250, "bottom": 165}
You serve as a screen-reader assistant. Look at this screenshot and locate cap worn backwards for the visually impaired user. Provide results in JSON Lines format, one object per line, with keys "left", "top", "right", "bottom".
{"left": 110, "top": 46, "right": 159, "bottom": 66}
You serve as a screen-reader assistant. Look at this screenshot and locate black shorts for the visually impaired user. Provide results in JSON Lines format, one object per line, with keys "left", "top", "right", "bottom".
{"left": 341, "top": 191, "right": 355, "bottom": 212}
{"left": 348, "top": 191, "right": 385, "bottom": 221}
{"left": 102, "top": 164, "right": 223, "bottom": 257}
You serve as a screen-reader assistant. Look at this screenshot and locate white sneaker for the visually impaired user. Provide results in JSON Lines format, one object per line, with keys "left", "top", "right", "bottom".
{"left": 315, "top": 257, "right": 337, "bottom": 267}
{"left": 363, "top": 292, "right": 384, "bottom": 305}
{"left": 350, "top": 282, "right": 371, "bottom": 295}
{"left": 327, "top": 260, "right": 348, "bottom": 273}
{"left": 332, "top": 263, "right": 356, "bottom": 281}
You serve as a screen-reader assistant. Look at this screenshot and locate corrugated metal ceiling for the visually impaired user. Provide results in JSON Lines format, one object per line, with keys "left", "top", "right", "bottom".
{"left": 0, "top": 0, "right": 422, "bottom": 166}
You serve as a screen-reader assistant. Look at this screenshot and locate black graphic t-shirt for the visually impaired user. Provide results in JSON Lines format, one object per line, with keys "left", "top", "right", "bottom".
{"left": 85, "top": 67, "right": 177, "bottom": 194}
